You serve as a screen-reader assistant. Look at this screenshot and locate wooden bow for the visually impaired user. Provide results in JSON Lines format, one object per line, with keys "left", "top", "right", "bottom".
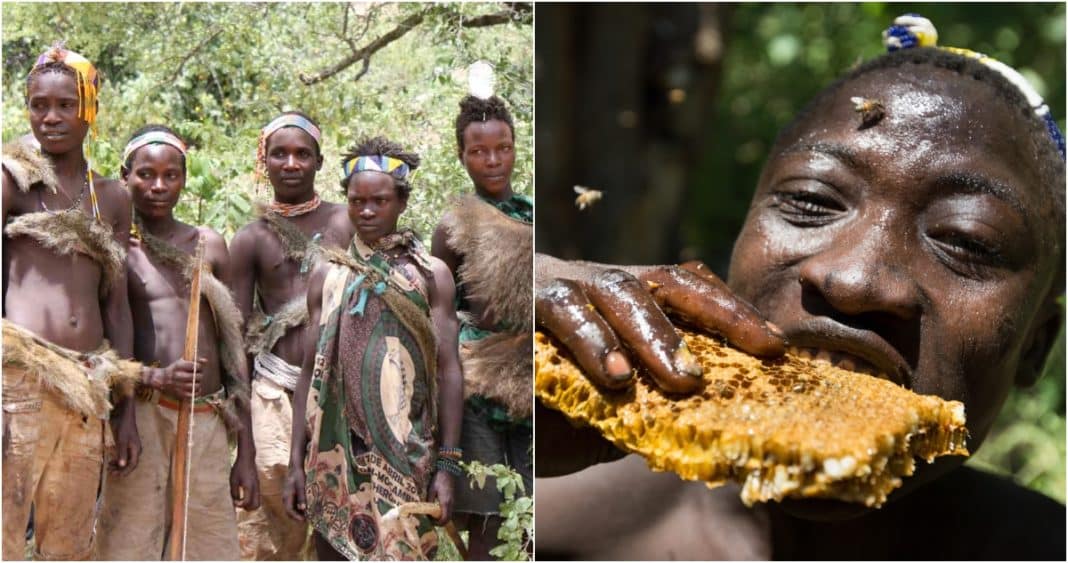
{"left": 167, "top": 235, "right": 205, "bottom": 561}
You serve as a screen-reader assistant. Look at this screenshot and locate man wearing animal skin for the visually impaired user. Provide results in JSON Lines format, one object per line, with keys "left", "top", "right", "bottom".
{"left": 94, "top": 125, "right": 260, "bottom": 560}
{"left": 535, "top": 14, "right": 1066, "bottom": 560}
{"left": 1, "top": 43, "right": 139, "bottom": 560}
{"left": 230, "top": 111, "right": 353, "bottom": 560}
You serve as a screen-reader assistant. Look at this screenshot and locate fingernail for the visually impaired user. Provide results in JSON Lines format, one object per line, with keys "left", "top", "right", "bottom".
{"left": 603, "top": 350, "right": 632, "bottom": 380}
{"left": 766, "top": 321, "right": 784, "bottom": 338}
{"left": 673, "top": 341, "right": 702, "bottom": 378}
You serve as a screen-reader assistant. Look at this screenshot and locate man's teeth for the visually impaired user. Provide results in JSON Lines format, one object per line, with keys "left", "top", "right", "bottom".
{"left": 787, "top": 346, "right": 878, "bottom": 377}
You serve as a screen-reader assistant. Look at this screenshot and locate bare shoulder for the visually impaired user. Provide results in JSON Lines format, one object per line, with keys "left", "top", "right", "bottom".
{"left": 230, "top": 217, "right": 268, "bottom": 253}
{"left": 323, "top": 201, "right": 354, "bottom": 246}
{"left": 95, "top": 175, "right": 131, "bottom": 212}
{"left": 195, "top": 225, "right": 229, "bottom": 265}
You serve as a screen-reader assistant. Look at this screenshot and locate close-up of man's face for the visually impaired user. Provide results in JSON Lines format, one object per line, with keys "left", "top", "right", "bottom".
{"left": 728, "top": 62, "right": 1062, "bottom": 467}
{"left": 264, "top": 126, "right": 322, "bottom": 202}
{"left": 27, "top": 71, "right": 89, "bottom": 156}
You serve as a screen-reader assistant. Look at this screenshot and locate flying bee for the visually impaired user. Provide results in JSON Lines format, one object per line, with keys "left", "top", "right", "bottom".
{"left": 850, "top": 96, "right": 886, "bottom": 127}
{"left": 574, "top": 185, "right": 603, "bottom": 211}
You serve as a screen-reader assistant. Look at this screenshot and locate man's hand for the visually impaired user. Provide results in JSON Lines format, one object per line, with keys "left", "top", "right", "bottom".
{"left": 109, "top": 401, "right": 141, "bottom": 476}
{"left": 536, "top": 254, "right": 785, "bottom": 393}
{"left": 428, "top": 471, "right": 455, "bottom": 526}
{"left": 282, "top": 463, "right": 307, "bottom": 522}
{"left": 534, "top": 253, "right": 786, "bottom": 477}
{"left": 230, "top": 449, "right": 261, "bottom": 510}
{"left": 143, "top": 358, "right": 206, "bottom": 400}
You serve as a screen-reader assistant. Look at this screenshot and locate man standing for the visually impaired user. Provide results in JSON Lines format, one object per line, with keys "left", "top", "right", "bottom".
{"left": 283, "top": 136, "right": 464, "bottom": 560}
{"left": 431, "top": 94, "right": 533, "bottom": 559}
{"left": 1, "top": 44, "right": 139, "bottom": 560}
{"left": 230, "top": 111, "right": 353, "bottom": 559}
{"left": 94, "top": 125, "right": 260, "bottom": 560}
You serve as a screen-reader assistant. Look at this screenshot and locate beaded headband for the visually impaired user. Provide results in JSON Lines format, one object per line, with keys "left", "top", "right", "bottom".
{"left": 341, "top": 155, "right": 410, "bottom": 181}
{"left": 122, "top": 131, "right": 187, "bottom": 165}
{"left": 883, "top": 13, "right": 1065, "bottom": 160}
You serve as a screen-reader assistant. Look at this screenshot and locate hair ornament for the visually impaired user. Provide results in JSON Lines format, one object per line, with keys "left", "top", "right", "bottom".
{"left": 882, "top": 13, "right": 1064, "bottom": 159}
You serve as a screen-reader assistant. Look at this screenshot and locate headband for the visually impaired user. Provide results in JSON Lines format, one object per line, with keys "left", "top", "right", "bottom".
{"left": 341, "top": 155, "right": 410, "bottom": 181}
{"left": 30, "top": 42, "right": 103, "bottom": 220}
{"left": 122, "top": 131, "right": 188, "bottom": 165}
{"left": 261, "top": 114, "right": 322, "bottom": 144}
{"left": 883, "top": 13, "right": 1065, "bottom": 160}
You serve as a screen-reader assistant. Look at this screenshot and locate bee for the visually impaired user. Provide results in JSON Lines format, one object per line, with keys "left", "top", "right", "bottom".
{"left": 573, "top": 185, "right": 603, "bottom": 211}
{"left": 850, "top": 96, "right": 886, "bottom": 127}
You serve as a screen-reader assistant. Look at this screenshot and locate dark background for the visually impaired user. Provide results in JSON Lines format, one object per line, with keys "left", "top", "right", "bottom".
{"left": 535, "top": 2, "right": 1066, "bottom": 502}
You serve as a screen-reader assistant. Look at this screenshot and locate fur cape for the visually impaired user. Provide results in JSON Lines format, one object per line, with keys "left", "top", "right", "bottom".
{"left": 2, "top": 138, "right": 59, "bottom": 194}
{"left": 136, "top": 225, "right": 250, "bottom": 432}
{"left": 440, "top": 195, "right": 533, "bottom": 418}
{"left": 2, "top": 321, "right": 142, "bottom": 420}
{"left": 255, "top": 202, "right": 325, "bottom": 269}
{"left": 3, "top": 138, "right": 125, "bottom": 297}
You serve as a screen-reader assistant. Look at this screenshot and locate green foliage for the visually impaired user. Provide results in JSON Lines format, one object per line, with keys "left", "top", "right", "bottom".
{"left": 462, "top": 461, "right": 533, "bottom": 561}
{"left": 2, "top": 2, "right": 532, "bottom": 239}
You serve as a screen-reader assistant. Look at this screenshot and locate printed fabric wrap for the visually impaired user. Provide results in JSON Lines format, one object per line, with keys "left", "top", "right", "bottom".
{"left": 303, "top": 236, "right": 440, "bottom": 560}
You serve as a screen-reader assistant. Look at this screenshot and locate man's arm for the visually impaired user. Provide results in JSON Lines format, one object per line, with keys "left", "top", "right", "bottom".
{"left": 3, "top": 168, "right": 17, "bottom": 313}
{"left": 205, "top": 227, "right": 260, "bottom": 510}
{"left": 103, "top": 182, "right": 140, "bottom": 475}
{"left": 229, "top": 225, "right": 259, "bottom": 386}
{"left": 430, "top": 219, "right": 461, "bottom": 277}
{"left": 427, "top": 256, "right": 463, "bottom": 524}
{"left": 282, "top": 263, "right": 327, "bottom": 521}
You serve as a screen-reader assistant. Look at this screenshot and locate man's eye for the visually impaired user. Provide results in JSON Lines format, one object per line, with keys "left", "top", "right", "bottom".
{"left": 772, "top": 189, "right": 845, "bottom": 226}
{"left": 929, "top": 232, "right": 1006, "bottom": 277}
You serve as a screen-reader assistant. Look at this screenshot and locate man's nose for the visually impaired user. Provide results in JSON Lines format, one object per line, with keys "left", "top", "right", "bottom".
{"left": 152, "top": 176, "right": 167, "bottom": 192}
{"left": 797, "top": 224, "right": 921, "bottom": 320}
{"left": 42, "top": 107, "right": 62, "bottom": 124}
{"left": 359, "top": 206, "right": 375, "bottom": 218}
{"left": 486, "top": 150, "right": 500, "bottom": 166}
{"left": 283, "top": 154, "right": 298, "bottom": 169}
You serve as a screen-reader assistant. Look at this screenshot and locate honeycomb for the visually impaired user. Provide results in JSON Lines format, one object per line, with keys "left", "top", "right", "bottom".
{"left": 535, "top": 330, "right": 969, "bottom": 507}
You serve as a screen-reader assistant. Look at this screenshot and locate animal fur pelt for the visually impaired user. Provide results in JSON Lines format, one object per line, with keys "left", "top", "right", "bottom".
{"left": 2, "top": 138, "right": 59, "bottom": 194}
{"left": 4, "top": 209, "right": 125, "bottom": 297}
{"left": 136, "top": 225, "right": 251, "bottom": 420}
{"left": 246, "top": 295, "right": 309, "bottom": 357}
{"left": 461, "top": 332, "right": 533, "bottom": 419}
{"left": 255, "top": 203, "right": 324, "bottom": 269}
{"left": 440, "top": 195, "right": 532, "bottom": 329}
{"left": 2, "top": 321, "right": 142, "bottom": 420}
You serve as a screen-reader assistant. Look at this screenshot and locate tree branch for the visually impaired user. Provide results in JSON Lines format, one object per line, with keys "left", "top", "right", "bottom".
{"left": 170, "top": 27, "right": 225, "bottom": 81}
{"left": 299, "top": 2, "right": 531, "bottom": 86}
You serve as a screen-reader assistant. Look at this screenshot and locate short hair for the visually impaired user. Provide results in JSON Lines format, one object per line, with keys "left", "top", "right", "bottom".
{"left": 771, "top": 47, "right": 1065, "bottom": 225}
{"left": 338, "top": 136, "right": 421, "bottom": 199}
{"left": 454, "top": 95, "right": 515, "bottom": 153}
{"left": 122, "top": 124, "right": 187, "bottom": 172}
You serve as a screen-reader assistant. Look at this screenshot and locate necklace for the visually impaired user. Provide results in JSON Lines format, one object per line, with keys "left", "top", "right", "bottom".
{"left": 40, "top": 177, "right": 88, "bottom": 213}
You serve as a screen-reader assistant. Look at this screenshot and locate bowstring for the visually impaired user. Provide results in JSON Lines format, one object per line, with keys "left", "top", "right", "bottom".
{"left": 180, "top": 271, "right": 200, "bottom": 560}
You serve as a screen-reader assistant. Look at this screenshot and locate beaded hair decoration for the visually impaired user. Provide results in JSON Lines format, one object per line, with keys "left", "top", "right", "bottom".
{"left": 30, "top": 42, "right": 103, "bottom": 220}
{"left": 122, "top": 130, "right": 187, "bottom": 165}
{"left": 883, "top": 13, "right": 1065, "bottom": 159}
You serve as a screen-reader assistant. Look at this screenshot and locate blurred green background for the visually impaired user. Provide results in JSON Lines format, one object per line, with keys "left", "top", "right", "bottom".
{"left": 3, "top": 2, "right": 532, "bottom": 239}
{"left": 536, "top": 3, "right": 1064, "bottom": 503}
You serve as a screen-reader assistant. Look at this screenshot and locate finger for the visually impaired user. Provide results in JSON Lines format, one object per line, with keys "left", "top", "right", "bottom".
{"left": 640, "top": 263, "right": 786, "bottom": 357}
{"left": 536, "top": 280, "right": 633, "bottom": 389}
{"left": 583, "top": 269, "right": 702, "bottom": 393}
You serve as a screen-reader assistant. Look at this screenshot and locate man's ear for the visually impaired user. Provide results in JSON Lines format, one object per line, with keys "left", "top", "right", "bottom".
{"left": 1016, "top": 296, "right": 1065, "bottom": 388}
{"left": 120, "top": 164, "right": 129, "bottom": 183}
{"left": 316, "top": 152, "right": 324, "bottom": 171}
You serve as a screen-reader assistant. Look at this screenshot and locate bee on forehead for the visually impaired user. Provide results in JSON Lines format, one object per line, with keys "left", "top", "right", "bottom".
{"left": 850, "top": 96, "right": 886, "bottom": 128}
{"left": 573, "top": 185, "right": 603, "bottom": 211}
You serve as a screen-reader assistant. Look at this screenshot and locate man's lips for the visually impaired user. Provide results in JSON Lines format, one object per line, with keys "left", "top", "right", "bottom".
{"left": 783, "top": 320, "right": 913, "bottom": 389}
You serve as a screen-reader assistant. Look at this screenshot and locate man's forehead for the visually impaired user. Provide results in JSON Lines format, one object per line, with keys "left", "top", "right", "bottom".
{"left": 133, "top": 143, "right": 184, "bottom": 166}
{"left": 266, "top": 126, "right": 317, "bottom": 149}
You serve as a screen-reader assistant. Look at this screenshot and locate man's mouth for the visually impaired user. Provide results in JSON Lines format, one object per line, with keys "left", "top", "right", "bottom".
{"left": 784, "top": 325, "right": 912, "bottom": 389}
{"left": 41, "top": 132, "right": 66, "bottom": 141}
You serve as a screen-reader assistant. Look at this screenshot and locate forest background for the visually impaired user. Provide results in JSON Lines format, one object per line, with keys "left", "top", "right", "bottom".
{"left": 2, "top": 1, "right": 533, "bottom": 239}
{"left": 537, "top": 3, "right": 1065, "bottom": 503}
{"left": 2, "top": 2, "right": 532, "bottom": 559}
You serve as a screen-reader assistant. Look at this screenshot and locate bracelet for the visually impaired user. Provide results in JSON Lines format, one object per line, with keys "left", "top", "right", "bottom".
{"left": 437, "top": 446, "right": 463, "bottom": 460}
{"left": 435, "top": 457, "right": 465, "bottom": 477}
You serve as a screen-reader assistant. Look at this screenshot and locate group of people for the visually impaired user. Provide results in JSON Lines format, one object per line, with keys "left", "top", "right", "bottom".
{"left": 2, "top": 43, "right": 531, "bottom": 561}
